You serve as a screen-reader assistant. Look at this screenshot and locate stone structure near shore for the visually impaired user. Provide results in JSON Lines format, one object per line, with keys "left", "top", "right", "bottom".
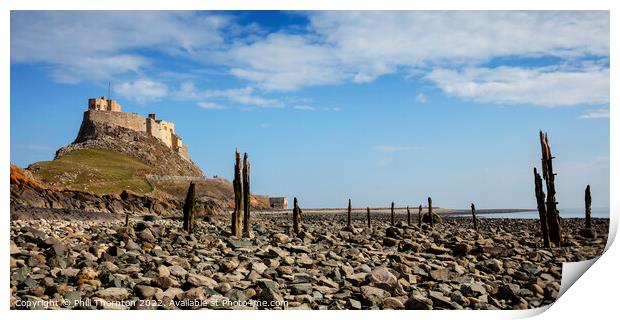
{"left": 269, "top": 197, "right": 288, "bottom": 209}
{"left": 84, "top": 97, "right": 188, "bottom": 160}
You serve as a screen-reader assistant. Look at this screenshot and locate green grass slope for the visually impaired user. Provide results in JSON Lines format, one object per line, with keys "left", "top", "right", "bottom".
{"left": 29, "top": 148, "right": 153, "bottom": 195}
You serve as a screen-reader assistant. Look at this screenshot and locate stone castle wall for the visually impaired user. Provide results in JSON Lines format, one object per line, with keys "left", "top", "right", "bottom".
{"left": 146, "top": 118, "right": 174, "bottom": 148}
{"left": 84, "top": 110, "right": 146, "bottom": 132}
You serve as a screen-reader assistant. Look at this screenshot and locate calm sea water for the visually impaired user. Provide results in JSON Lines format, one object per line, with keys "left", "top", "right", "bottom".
{"left": 463, "top": 207, "right": 610, "bottom": 219}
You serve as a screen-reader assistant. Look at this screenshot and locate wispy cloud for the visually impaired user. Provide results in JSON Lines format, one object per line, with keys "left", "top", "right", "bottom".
{"left": 11, "top": 11, "right": 231, "bottom": 83}
{"left": 172, "top": 82, "right": 282, "bottom": 109}
{"left": 228, "top": 11, "right": 609, "bottom": 94}
{"left": 415, "top": 93, "right": 428, "bottom": 103}
{"left": 197, "top": 101, "right": 225, "bottom": 110}
{"left": 208, "top": 87, "right": 281, "bottom": 108}
{"left": 11, "top": 11, "right": 610, "bottom": 108}
{"left": 426, "top": 66, "right": 609, "bottom": 107}
{"left": 113, "top": 78, "right": 168, "bottom": 103}
{"left": 579, "top": 108, "right": 610, "bottom": 119}
{"left": 293, "top": 105, "right": 316, "bottom": 111}
{"left": 372, "top": 145, "right": 419, "bottom": 153}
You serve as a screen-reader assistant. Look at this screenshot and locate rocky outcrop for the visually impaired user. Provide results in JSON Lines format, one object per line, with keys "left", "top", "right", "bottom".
{"left": 59, "top": 119, "right": 202, "bottom": 177}
{"left": 11, "top": 164, "right": 221, "bottom": 217}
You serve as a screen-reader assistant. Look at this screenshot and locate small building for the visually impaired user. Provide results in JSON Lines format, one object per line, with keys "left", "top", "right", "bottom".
{"left": 269, "top": 197, "right": 288, "bottom": 209}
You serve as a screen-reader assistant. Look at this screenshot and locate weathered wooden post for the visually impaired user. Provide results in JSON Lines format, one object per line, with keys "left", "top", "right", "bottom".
{"left": 539, "top": 131, "right": 562, "bottom": 247}
{"left": 183, "top": 182, "right": 196, "bottom": 233}
{"left": 390, "top": 201, "right": 395, "bottom": 226}
{"left": 232, "top": 149, "right": 243, "bottom": 238}
{"left": 125, "top": 213, "right": 129, "bottom": 227}
{"left": 367, "top": 207, "right": 371, "bottom": 228}
{"left": 585, "top": 185, "right": 592, "bottom": 229}
{"left": 347, "top": 199, "right": 352, "bottom": 228}
{"left": 418, "top": 205, "right": 422, "bottom": 227}
{"left": 534, "top": 168, "right": 550, "bottom": 248}
{"left": 242, "top": 152, "right": 251, "bottom": 235}
{"left": 579, "top": 184, "right": 597, "bottom": 238}
{"left": 407, "top": 206, "right": 411, "bottom": 226}
{"left": 293, "top": 197, "right": 302, "bottom": 235}
{"left": 471, "top": 203, "right": 478, "bottom": 232}
{"left": 428, "top": 197, "right": 433, "bottom": 228}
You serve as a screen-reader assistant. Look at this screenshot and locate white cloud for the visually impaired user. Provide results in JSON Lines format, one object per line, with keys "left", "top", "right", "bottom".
{"left": 372, "top": 145, "right": 418, "bottom": 153}
{"left": 579, "top": 108, "right": 610, "bottom": 119}
{"left": 170, "top": 82, "right": 282, "bottom": 109}
{"left": 293, "top": 105, "right": 316, "bottom": 111}
{"left": 229, "top": 33, "right": 347, "bottom": 91}
{"left": 197, "top": 101, "right": 225, "bottom": 110}
{"left": 426, "top": 66, "right": 609, "bottom": 107}
{"left": 11, "top": 11, "right": 610, "bottom": 108}
{"left": 113, "top": 79, "right": 168, "bottom": 103}
{"left": 228, "top": 11, "right": 609, "bottom": 92}
{"left": 210, "top": 87, "right": 281, "bottom": 107}
{"left": 11, "top": 11, "right": 231, "bottom": 83}
{"left": 415, "top": 93, "right": 428, "bottom": 103}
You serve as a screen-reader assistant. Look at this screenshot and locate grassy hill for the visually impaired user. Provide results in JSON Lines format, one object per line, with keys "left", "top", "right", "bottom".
{"left": 28, "top": 148, "right": 153, "bottom": 195}
{"left": 27, "top": 147, "right": 270, "bottom": 208}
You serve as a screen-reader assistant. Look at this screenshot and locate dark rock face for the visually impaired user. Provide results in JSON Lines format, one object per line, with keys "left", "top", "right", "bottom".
{"left": 10, "top": 179, "right": 222, "bottom": 218}
{"left": 65, "top": 118, "right": 202, "bottom": 177}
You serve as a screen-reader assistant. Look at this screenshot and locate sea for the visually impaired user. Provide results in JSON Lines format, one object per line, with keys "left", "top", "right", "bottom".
{"left": 461, "top": 207, "right": 610, "bottom": 219}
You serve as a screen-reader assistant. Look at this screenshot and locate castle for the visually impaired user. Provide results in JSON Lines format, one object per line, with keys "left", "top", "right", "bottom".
{"left": 84, "top": 97, "right": 189, "bottom": 160}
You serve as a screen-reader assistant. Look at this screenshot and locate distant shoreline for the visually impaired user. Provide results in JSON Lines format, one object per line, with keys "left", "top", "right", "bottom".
{"left": 255, "top": 207, "right": 535, "bottom": 215}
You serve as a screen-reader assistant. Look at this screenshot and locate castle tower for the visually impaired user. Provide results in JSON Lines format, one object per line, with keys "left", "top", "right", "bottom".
{"left": 88, "top": 96, "right": 121, "bottom": 112}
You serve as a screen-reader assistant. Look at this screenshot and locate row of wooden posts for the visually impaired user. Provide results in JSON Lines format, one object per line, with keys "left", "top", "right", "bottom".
{"left": 292, "top": 196, "right": 481, "bottom": 235}
{"left": 175, "top": 131, "right": 593, "bottom": 248}
{"left": 178, "top": 150, "right": 482, "bottom": 237}
{"left": 182, "top": 149, "right": 253, "bottom": 237}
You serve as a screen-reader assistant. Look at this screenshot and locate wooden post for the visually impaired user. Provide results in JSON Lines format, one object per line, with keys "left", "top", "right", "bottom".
{"left": 347, "top": 199, "right": 352, "bottom": 227}
{"left": 242, "top": 152, "right": 251, "bottom": 235}
{"left": 471, "top": 203, "right": 478, "bottom": 232}
{"left": 390, "top": 201, "right": 395, "bottom": 226}
{"left": 428, "top": 197, "right": 433, "bottom": 228}
{"left": 540, "top": 131, "right": 562, "bottom": 247}
{"left": 293, "top": 197, "right": 302, "bottom": 235}
{"left": 232, "top": 149, "right": 243, "bottom": 238}
{"left": 585, "top": 185, "right": 592, "bottom": 229}
{"left": 407, "top": 206, "right": 411, "bottom": 226}
{"left": 182, "top": 182, "right": 196, "bottom": 233}
{"left": 367, "top": 207, "right": 371, "bottom": 228}
{"left": 418, "top": 205, "right": 422, "bottom": 227}
{"left": 534, "top": 168, "right": 550, "bottom": 248}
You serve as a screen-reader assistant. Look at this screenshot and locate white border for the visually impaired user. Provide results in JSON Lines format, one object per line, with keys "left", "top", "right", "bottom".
{"left": 1, "top": 1, "right": 617, "bottom": 320}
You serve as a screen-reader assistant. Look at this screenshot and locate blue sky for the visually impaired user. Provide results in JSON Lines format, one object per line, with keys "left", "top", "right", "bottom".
{"left": 10, "top": 11, "right": 610, "bottom": 209}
